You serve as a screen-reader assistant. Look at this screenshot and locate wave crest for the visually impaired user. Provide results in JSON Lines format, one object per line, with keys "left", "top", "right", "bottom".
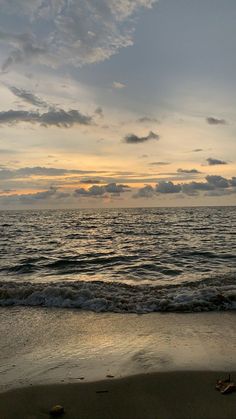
{"left": 1, "top": 274, "right": 236, "bottom": 313}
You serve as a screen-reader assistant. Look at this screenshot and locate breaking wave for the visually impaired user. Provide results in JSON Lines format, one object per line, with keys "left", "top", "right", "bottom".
{"left": 0, "top": 274, "right": 236, "bottom": 313}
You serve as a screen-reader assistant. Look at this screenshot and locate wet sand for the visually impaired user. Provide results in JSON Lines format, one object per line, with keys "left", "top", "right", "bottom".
{"left": 1, "top": 309, "right": 236, "bottom": 418}
{"left": 1, "top": 371, "right": 236, "bottom": 419}
{"left": 1, "top": 308, "right": 236, "bottom": 392}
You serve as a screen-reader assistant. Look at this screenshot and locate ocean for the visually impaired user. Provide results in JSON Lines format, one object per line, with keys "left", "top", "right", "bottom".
{"left": 0, "top": 206, "right": 236, "bottom": 313}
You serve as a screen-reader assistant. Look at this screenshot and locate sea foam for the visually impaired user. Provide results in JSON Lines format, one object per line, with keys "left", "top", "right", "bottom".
{"left": 0, "top": 274, "right": 236, "bottom": 313}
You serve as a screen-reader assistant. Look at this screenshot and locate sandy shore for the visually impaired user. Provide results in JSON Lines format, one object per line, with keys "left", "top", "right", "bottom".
{"left": 1, "top": 308, "right": 236, "bottom": 393}
{"left": 1, "top": 371, "right": 236, "bottom": 419}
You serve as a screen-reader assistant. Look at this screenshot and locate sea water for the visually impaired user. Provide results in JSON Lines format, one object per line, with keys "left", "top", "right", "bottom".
{"left": 0, "top": 206, "right": 235, "bottom": 313}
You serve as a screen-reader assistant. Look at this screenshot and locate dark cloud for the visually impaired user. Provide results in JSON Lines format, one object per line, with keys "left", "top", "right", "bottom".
{"left": 124, "top": 131, "right": 159, "bottom": 144}
{"left": 207, "top": 158, "right": 227, "bottom": 166}
{"left": 8, "top": 86, "right": 48, "bottom": 107}
{"left": 74, "top": 183, "right": 129, "bottom": 197}
{"left": 134, "top": 175, "right": 236, "bottom": 199}
{"left": 177, "top": 168, "right": 201, "bottom": 174}
{"left": 3, "top": 187, "right": 58, "bottom": 203}
{"left": 149, "top": 161, "right": 170, "bottom": 166}
{"left": 40, "top": 109, "right": 92, "bottom": 127}
{"left": 230, "top": 177, "right": 236, "bottom": 187}
{"left": 137, "top": 116, "right": 158, "bottom": 123}
{"left": 133, "top": 185, "right": 155, "bottom": 198}
{"left": 0, "top": 108, "right": 92, "bottom": 127}
{"left": 192, "top": 148, "right": 203, "bottom": 152}
{"left": 181, "top": 181, "right": 214, "bottom": 195}
{"left": 105, "top": 183, "right": 130, "bottom": 193}
{"left": 206, "top": 175, "right": 229, "bottom": 188}
{"left": 156, "top": 181, "right": 181, "bottom": 194}
{"left": 20, "top": 187, "right": 57, "bottom": 201}
{"left": 80, "top": 179, "right": 101, "bottom": 184}
{"left": 181, "top": 176, "right": 230, "bottom": 196}
{"left": 206, "top": 117, "right": 226, "bottom": 125}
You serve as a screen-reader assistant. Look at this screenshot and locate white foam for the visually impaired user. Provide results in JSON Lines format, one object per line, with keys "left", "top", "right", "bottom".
{"left": 0, "top": 274, "right": 236, "bottom": 313}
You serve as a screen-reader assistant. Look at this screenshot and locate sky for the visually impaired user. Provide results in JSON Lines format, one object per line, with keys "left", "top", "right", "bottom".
{"left": 0, "top": 0, "right": 235, "bottom": 209}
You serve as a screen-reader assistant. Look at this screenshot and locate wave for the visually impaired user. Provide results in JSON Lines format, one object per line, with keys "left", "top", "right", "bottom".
{"left": 0, "top": 274, "right": 236, "bottom": 313}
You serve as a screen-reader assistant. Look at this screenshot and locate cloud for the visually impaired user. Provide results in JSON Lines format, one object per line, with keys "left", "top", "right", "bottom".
{"left": 0, "top": 148, "right": 16, "bottom": 154}
{"left": 0, "top": 166, "right": 101, "bottom": 180}
{"left": 105, "top": 183, "right": 129, "bottom": 193}
{"left": 206, "top": 158, "right": 227, "bottom": 166}
{"left": 80, "top": 179, "right": 101, "bottom": 184}
{"left": 74, "top": 182, "right": 129, "bottom": 197}
{"left": 124, "top": 131, "right": 159, "bottom": 144}
{"left": 230, "top": 177, "right": 236, "bottom": 187}
{"left": 0, "top": 30, "right": 47, "bottom": 71}
{"left": 206, "top": 175, "right": 230, "bottom": 188}
{"left": 177, "top": 168, "right": 200, "bottom": 174}
{"left": 94, "top": 107, "right": 104, "bottom": 118}
{"left": 133, "top": 175, "right": 236, "bottom": 199}
{"left": 113, "top": 81, "right": 126, "bottom": 89}
{"left": 0, "top": 187, "right": 58, "bottom": 203}
{"left": 206, "top": 117, "right": 226, "bottom": 125}
{"left": 20, "top": 187, "right": 57, "bottom": 201}
{"left": 0, "top": 108, "right": 92, "bottom": 127}
{"left": 133, "top": 185, "right": 155, "bottom": 198}
{"left": 192, "top": 148, "right": 203, "bottom": 152}
{"left": 156, "top": 181, "right": 181, "bottom": 194}
{"left": 0, "top": 1, "right": 157, "bottom": 71}
{"left": 137, "top": 116, "right": 158, "bottom": 123}
{"left": 149, "top": 161, "right": 169, "bottom": 166}
{"left": 8, "top": 86, "right": 48, "bottom": 107}
{"left": 181, "top": 181, "right": 214, "bottom": 195}
{"left": 181, "top": 176, "right": 230, "bottom": 196}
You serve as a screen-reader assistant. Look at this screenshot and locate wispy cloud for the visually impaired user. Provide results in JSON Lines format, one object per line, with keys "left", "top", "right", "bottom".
{"left": 149, "top": 161, "right": 169, "bottom": 166}
{"left": 0, "top": 167, "right": 100, "bottom": 180}
{"left": 8, "top": 86, "right": 48, "bottom": 107}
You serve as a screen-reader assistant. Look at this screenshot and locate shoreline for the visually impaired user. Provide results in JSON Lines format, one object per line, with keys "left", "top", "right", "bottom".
{"left": 1, "top": 371, "right": 236, "bottom": 419}
{"left": 1, "top": 308, "right": 236, "bottom": 394}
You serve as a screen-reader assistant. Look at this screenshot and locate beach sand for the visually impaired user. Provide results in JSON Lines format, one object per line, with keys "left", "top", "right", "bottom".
{"left": 1, "top": 371, "right": 236, "bottom": 419}
{"left": 1, "top": 309, "right": 236, "bottom": 418}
